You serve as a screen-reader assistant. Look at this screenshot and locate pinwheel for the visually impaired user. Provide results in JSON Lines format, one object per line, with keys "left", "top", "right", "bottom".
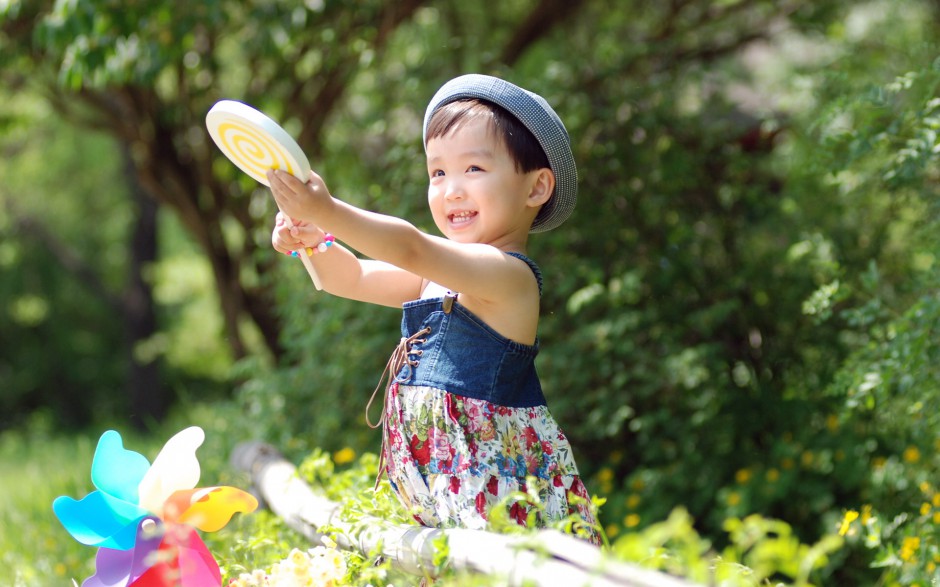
{"left": 53, "top": 426, "right": 259, "bottom": 586}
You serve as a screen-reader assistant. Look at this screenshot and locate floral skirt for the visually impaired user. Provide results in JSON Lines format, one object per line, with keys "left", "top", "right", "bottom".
{"left": 382, "top": 383, "right": 599, "bottom": 544}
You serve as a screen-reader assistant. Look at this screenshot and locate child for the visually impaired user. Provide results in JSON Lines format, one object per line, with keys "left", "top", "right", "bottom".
{"left": 268, "top": 74, "right": 599, "bottom": 543}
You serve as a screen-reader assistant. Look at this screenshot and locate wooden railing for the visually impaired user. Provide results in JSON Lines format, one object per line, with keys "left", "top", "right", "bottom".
{"left": 232, "top": 442, "right": 700, "bottom": 587}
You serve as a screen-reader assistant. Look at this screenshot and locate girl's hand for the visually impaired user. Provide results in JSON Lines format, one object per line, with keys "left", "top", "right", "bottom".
{"left": 266, "top": 169, "right": 332, "bottom": 225}
{"left": 271, "top": 212, "right": 327, "bottom": 255}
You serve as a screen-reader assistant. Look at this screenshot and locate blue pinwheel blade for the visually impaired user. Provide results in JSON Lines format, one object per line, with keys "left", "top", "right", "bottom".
{"left": 52, "top": 492, "right": 146, "bottom": 550}
{"left": 91, "top": 430, "right": 151, "bottom": 503}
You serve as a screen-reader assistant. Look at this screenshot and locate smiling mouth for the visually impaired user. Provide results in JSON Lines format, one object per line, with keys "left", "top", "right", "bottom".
{"left": 448, "top": 211, "right": 478, "bottom": 225}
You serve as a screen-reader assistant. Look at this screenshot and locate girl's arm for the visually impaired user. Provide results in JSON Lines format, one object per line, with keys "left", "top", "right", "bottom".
{"left": 272, "top": 213, "right": 424, "bottom": 308}
{"left": 268, "top": 170, "right": 536, "bottom": 306}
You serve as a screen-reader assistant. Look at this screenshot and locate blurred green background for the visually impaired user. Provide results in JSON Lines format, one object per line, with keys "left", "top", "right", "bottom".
{"left": 2, "top": 0, "right": 940, "bottom": 585}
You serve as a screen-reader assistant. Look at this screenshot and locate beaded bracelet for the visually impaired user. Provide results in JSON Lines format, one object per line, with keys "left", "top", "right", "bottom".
{"left": 288, "top": 233, "right": 335, "bottom": 257}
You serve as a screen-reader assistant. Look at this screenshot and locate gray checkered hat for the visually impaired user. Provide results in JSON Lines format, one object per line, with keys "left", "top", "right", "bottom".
{"left": 423, "top": 74, "right": 577, "bottom": 233}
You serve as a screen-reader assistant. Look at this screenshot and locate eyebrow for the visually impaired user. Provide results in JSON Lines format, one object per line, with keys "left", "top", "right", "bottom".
{"left": 427, "top": 149, "right": 496, "bottom": 165}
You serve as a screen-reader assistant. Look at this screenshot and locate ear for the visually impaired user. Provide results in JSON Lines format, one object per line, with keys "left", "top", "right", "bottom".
{"left": 526, "top": 168, "right": 555, "bottom": 209}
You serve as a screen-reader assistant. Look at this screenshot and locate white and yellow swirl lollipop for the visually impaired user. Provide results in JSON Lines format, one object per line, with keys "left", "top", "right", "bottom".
{"left": 206, "top": 100, "right": 322, "bottom": 289}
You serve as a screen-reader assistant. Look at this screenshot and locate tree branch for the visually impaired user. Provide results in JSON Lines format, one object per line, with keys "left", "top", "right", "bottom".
{"left": 499, "top": 0, "right": 589, "bottom": 66}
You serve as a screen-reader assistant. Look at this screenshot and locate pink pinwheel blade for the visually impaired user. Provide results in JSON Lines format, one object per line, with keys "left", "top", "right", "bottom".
{"left": 129, "top": 525, "right": 221, "bottom": 587}
{"left": 81, "top": 517, "right": 163, "bottom": 587}
{"left": 177, "top": 529, "right": 222, "bottom": 587}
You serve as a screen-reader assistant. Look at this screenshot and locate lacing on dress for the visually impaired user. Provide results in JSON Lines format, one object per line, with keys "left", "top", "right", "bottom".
{"left": 366, "top": 326, "right": 431, "bottom": 486}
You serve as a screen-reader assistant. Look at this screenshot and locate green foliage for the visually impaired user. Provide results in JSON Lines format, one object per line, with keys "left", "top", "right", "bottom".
{"left": 611, "top": 509, "right": 844, "bottom": 586}
{"left": 3, "top": 0, "right": 940, "bottom": 584}
{"left": 0, "top": 90, "right": 234, "bottom": 429}
{"left": 0, "top": 95, "right": 129, "bottom": 427}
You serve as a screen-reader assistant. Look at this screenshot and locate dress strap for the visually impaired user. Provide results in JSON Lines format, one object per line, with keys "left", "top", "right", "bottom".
{"left": 506, "top": 252, "right": 543, "bottom": 296}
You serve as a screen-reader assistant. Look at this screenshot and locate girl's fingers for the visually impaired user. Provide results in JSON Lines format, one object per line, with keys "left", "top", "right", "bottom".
{"left": 289, "top": 224, "right": 325, "bottom": 244}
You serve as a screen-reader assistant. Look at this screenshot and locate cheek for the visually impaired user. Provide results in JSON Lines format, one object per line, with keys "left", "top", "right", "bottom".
{"left": 427, "top": 189, "right": 446, "bottom": 224}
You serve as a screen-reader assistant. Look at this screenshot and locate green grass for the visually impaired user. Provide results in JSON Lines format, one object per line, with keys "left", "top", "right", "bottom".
{"left": 0, "top": 425, "right": 97, "bottom": 586}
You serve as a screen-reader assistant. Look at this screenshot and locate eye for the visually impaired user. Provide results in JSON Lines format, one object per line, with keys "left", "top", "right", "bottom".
{"left": 430, "top": 169, "right": 445, "bottom": 178}
{"left": 467, "top": 165, "right": 483, "bottom": 172}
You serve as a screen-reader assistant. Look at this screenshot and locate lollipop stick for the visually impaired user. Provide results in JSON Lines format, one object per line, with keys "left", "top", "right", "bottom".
{"left": 280, "top": 212, "right": 323, "bottom": 290}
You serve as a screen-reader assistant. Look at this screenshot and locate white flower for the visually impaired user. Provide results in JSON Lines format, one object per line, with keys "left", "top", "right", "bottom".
{"left": 230, "top": 544, "right": 348, "bottom": 587}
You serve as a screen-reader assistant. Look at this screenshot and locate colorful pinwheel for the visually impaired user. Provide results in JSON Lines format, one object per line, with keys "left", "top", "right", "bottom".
{"left": 53, "top": 426, "right": 259, "bottom": 586}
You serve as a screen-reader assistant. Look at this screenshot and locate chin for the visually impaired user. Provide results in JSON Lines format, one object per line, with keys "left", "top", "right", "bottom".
{"left": 446, "top": 232, "right": 477, "bottom": 243}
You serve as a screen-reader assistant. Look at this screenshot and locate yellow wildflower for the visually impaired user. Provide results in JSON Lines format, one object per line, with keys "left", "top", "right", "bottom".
{"left": 899, "top": 536, "right": 920, "bottom": 562}
{"left": 766, "top": 468, "right": 779, "bottom": 482}
{"left": 801, "top": 450, "right": 815, "bottom": 467}
{"left": 921, "top": 502, "right": 931, "bottom": 516}
{"left": 626, "top": 493, "right": 641, "bottom": 509}
{"left": 903, "top": 446, "right": 921, "bottom": 463}
{"left": 606, "top": 523, "right": 621, "bottom": 538}
{"left": 333, "top": 447, "right": 356, "bottom": 465}
{"left": 726, "top": 491, "right": 741, "bottom": 507}
{"left": 735, "top": 468, "right": 751, "bottom": 484}
{"left": 839, "top": 510, "right": 859, "bottom": 536}
{"left": 624, "top": 514, "right": 641, "bottom": 528}
{"left": 860, "top": 504, "right": 872, "bottom": 525}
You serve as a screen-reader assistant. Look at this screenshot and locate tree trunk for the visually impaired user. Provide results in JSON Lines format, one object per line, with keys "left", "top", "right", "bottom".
{"left": 123, "top": 148, "right": 167, "bottom": 429}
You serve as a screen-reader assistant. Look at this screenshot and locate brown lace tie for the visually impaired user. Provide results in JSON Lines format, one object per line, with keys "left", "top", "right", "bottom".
{"left": 366, "top": 326, "right": 431, "bottom": 487}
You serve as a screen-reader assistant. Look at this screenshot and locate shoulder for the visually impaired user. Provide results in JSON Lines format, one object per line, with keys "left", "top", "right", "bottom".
{"left": 504, "top": 252, "right": 543, "bottom": 296}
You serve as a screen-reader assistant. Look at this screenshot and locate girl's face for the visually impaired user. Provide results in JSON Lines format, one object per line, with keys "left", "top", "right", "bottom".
{"left": 425, "top": 117, "right": 545, "bottom": 247}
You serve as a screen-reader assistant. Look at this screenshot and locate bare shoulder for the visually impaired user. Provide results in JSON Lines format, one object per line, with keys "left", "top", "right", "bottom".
{"left": 455, "top": 253, "right": 542, "bottom": 345}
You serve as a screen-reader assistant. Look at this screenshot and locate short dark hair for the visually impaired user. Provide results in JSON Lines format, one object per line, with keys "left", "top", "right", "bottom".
{"left": 424, "top": 98, "right": 550, "bottom": 174}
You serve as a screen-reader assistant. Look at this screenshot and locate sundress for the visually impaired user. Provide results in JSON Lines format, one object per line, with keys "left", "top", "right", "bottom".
{"left": 371, "top": 253, "right": 599, "bottom": 544}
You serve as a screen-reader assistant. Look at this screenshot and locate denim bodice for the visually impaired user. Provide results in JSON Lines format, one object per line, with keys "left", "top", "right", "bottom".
{"left": 392, "top": 254, "right": 546, "bottom": 408}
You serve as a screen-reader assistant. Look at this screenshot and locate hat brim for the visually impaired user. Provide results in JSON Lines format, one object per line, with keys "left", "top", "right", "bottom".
{"left": 423, "top": 75, "right": 577, "bottom": 233}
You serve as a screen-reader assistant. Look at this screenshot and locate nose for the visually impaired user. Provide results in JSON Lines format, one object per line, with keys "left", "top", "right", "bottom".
{"left": 443, "top": 177, "right": 465, "bottom": 201}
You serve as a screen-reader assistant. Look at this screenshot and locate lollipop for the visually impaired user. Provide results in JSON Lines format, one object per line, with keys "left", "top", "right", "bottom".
{"left": 207, "top": 100, "right": 323, "bottom": 289}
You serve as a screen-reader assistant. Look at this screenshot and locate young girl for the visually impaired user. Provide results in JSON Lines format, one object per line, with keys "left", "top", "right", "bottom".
{"left": 268, "top": 74, "right": 598, "bottom": 543}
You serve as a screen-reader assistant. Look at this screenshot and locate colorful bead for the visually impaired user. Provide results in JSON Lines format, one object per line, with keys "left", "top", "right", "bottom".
{"left": 309, "top": 234, "right": 335, "bottom": 255}
{"left": 287, "top": 234, "right": 335, "bottom": 259}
